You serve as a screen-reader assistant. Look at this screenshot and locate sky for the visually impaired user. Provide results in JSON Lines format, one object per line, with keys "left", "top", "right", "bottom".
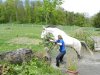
{"left": 61, "top": 0, "right": 100, "bottom": 17}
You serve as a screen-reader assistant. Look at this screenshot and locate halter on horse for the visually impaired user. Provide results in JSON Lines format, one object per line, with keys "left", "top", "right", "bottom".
{"left": 41, "top": 26, "right": 93, "bottom": 59}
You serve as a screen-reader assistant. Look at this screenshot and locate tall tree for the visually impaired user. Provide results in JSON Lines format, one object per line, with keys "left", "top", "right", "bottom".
{"left": 33, "top": 0, "right": 44, "bottom": 24}
{"left": 4, "top": 0, "right": 16, "bottom": 22}
{"left": 0, "top": 1, "right": 5, "bottom": 23}
{"left": 17, "top": 0, "right": 25, "bottom": 23}
{"left": 92, "top": 12, "right": 100, "bottom": 28}
{"left": 25, "top": 0, "right": 31, "bottom": 23}
{"left": 43, "top": 0, "right": 63, "bottom": 24}
{"left": 74, "top": 13, "right": 87, "bottom": 26}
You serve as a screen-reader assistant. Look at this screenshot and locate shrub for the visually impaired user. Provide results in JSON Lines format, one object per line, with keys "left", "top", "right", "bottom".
{"left": 73, "top": 28, "right": 94, "bottom": 50}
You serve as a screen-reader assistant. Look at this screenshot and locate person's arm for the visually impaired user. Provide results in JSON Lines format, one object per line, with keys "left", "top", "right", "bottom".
{"left": 55, "top": 40, "right": 62, "bottom": 46}
{"left": 57, "top": 43, "right": 62, "bottom": 45}
{"left": 56, "top": 40, "right": 62, "bottom": 46}
{"left": 49, "top": 37, "right": 55, "bottom": 42}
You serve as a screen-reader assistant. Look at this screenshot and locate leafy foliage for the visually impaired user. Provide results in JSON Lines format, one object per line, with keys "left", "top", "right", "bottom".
{"left": 0, "top": 0, "right": 95, "bottom": 27}
{"left": 92, "top": 12, "right": 100, "bottom": 28}
{"left": 1, "top": 58, "right": 62, "bottom": 75}
{"left": 73, "top": 28, "right": 94, "bottom": 50}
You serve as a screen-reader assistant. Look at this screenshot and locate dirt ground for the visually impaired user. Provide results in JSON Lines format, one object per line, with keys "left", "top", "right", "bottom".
{"left": 7, "top": 37, "right": 41, "bottom": 45}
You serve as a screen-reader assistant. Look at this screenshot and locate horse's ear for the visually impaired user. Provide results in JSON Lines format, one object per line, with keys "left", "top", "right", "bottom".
{"left": 43, "top": 26, "right": 46, "bottom": 30}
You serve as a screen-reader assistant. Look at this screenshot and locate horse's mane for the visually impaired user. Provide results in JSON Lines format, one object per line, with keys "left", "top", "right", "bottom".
{"left": 46, "top": 25, "right": 57, "bottom": 28}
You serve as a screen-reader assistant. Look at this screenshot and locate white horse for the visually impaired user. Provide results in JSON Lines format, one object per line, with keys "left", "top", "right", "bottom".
{"left": 41, "top": 26, "right": 93, "bottom": 59}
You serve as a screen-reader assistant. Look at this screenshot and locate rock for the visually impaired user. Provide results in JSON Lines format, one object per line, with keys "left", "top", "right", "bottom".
{"left": 34, "top": 47, "right": 51, "bottom": 64}
{"left": 0, "top": 48, "right": 33, "bottom": 64}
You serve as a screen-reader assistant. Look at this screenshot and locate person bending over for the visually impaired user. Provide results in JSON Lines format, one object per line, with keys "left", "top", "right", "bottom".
{"left": 50, "top": 35, "right": 66, "bottom": 67}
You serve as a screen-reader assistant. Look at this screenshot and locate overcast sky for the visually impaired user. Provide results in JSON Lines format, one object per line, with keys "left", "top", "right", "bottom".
{"left": 61, "top": 0, "right": 100, "bottom": 16}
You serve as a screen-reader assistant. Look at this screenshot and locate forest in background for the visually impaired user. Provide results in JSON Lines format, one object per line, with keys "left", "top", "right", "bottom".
{"left": 0, "top": 0, "right": 100, "bottom": 27}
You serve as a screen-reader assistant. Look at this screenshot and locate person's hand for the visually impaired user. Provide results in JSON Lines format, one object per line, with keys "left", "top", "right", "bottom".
{"left": 49, "top": 39, "right": 54, "bottom": 42}
{"left": 57, "top": 43, "right": 62, "bottom": 46}
{"left": 46, "top": 39, "right": 50, "bottom": 41}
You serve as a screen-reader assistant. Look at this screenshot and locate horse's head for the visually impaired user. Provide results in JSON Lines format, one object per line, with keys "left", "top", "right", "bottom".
{"left": 41, "top": 28, "right": 47, "bottom": 39}
{"left": 41, "top": 26, "right": 54, "bottom": 39}
{"left": 41, "top": 26, "right": 49, "bottom": 39}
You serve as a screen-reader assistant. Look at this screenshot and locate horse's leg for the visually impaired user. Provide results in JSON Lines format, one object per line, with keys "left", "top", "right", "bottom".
{"left": 75, "top": 50, "right": 81, "bottom": 59}
{"left": 81, "top": 41, "right": 93, "bottom": 55}
{"left": 70, "top": 46, "right": 81, "bottom": 59}
{"left": 73, "top": 42, "right": 82, "bottom": 59}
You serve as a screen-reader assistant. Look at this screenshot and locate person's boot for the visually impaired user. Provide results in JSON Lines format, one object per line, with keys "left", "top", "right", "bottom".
{"left": 56, "top": 63, "right": 59, "bottom": 67}
{"left": 56, "top": 61, "right": 59, "bottom": 67}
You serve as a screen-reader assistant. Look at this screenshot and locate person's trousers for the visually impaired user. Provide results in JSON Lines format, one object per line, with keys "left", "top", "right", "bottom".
{"left": 56, "top": 52, "right": 66, "bottom": 67}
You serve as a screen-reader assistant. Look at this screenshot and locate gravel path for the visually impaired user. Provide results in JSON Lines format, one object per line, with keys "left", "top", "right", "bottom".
{"left": 78, "top": 52, "right": 100, "bottom": 75}
{"left": 78, "top": 36, "right": 100, "bottom": 75}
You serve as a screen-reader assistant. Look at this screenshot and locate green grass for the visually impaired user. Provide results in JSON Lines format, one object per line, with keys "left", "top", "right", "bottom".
{"left": 0, "top": 24, "right": 99, "bottom": 75}
{"left": 0, "top": 24, "right": 43, "bottom": 51}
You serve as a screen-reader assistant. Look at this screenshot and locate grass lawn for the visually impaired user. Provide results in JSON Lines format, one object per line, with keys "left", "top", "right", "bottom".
{"left": 0, "top": 24, "right": 99, "bottom": 51}
{"left": 0, "top": 24, "right": 99, "bottom": 75}
{"left": 0, "top": 24, "right": 43, "bottom": 52}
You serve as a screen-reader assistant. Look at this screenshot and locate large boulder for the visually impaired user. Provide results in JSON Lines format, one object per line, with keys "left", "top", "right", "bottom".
{"left": 0, "top": 48, "right": 33, "bottom": 64}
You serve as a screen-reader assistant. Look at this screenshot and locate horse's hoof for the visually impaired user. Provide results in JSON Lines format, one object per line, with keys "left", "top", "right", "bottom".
{"left": 78, "top": 55, "right": 82, "bottom": 59}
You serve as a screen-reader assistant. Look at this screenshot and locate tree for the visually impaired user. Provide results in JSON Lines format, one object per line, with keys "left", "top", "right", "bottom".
{"left": 0, "top": 0, "right": 91, "bottom": 25}
{"left": 25, "top": 0, "right": 31, "bottom": 23}
{"left": 0, "top": 1, "right": 5, "bottom": 23}
{"left": 33, "top": 0, "right": 44, "bottom": 24}
{"left": 92, "top": 12, "right": 100, "bottom": 28}
{"left": 43, "top": 0, "right": 63, "bottom": 24}
{"left": 16, "top": 0, "right": 26, "bottom": 23}
{"left": 4, "top": 0, "right": 17, "bottom": 23}
{"left": 54, "top": 7, "right": 66, "bottom": 25}
{"left": 74, "top": 13, "right": 88, "bottom": 27}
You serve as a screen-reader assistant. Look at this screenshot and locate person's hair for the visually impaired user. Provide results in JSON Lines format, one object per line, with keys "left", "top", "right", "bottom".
{"left": 58, "top": 35, "right": 63, "bottom": 39}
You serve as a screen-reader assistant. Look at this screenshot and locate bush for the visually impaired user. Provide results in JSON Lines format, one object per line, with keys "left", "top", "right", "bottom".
{"left": 0, "top": 58, "right": 62, "bottom": 75}
{"left": 73, "top": 28, "right": 94, "bottom": 50}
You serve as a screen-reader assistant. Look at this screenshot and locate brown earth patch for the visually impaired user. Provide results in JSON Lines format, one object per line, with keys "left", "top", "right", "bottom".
{"left": 7, "top": 37, "right": 42, "bottom": 45}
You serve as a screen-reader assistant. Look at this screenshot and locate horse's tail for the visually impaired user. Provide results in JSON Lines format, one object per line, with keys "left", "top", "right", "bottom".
{"left": 81, "top": 41, "right": 93, "bottom": 55}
